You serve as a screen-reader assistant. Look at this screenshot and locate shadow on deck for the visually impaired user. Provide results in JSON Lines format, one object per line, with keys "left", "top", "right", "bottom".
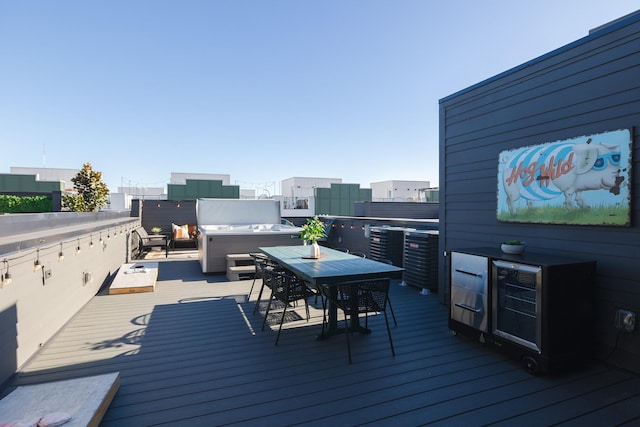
{"left": 3, "top": 252, "right": 640, "bottom": 426}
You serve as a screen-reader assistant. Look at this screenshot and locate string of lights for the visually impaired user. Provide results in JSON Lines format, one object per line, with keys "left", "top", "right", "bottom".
{"left": 0, "top": 223, "right": 138, "bottom": 289}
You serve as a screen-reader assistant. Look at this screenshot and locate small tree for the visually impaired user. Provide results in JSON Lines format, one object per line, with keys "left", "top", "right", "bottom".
{"left": 63, "top": 163, "right": 110, "bottom": 212}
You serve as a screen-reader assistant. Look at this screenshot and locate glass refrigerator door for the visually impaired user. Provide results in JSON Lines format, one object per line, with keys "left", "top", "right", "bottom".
{"left": 492, "top": 260, "right": 542, "bottom": 352}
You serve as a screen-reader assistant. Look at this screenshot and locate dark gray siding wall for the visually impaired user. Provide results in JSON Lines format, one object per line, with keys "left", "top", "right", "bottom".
{"left": 439, "top": 13, "right": 640, "bottom": 373}
{"left": 324, "top": 216, "right": 439, "bottom": 257}
{"left": 354, "top": 201, "right": 440, "bottom": 219}
{"left": 139, "top": 200, "right": 197, "bottom": 234}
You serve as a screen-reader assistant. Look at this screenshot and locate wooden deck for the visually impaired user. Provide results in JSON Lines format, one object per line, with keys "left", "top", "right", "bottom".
{"left": 3, "top": 251, "right": 640, "bottom": 426}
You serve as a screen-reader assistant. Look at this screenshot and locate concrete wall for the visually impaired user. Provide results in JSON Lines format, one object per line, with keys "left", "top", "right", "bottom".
{"left": 0, "top": 213, "right": 139, "bottom": 387}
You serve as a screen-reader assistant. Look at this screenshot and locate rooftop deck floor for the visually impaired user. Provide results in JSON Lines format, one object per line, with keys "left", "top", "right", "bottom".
{"left": 3, "top": 250, "right": 640, "bottom": 426}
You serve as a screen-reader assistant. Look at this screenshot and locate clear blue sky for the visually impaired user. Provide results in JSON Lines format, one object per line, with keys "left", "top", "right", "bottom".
{"left": 1, "top": 1, "right": 637, "bottom": 194}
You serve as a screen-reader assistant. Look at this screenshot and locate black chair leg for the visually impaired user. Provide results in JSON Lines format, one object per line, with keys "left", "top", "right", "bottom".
{"left": 343, "top": 312, "right": 352, "bottom": 364}
{"left": 383, "top": 311, "right": 395, "bottom": 357}
{"left": 321, "top": 296, "right": 328, "bottom": 337}
{"left": 275, "top": 305, "right": 288, "bottom": 346}
{"left": 261, "top": 290, "right": 275, "bottom": 331}
{"left": 387, "top": 296, "right": 397, "bottom": 326}
{"left": 248, "top": 278, "right": 256, "bottom": 299}
{"left": 253, "top": 281, "right": 266, "bottom": 315}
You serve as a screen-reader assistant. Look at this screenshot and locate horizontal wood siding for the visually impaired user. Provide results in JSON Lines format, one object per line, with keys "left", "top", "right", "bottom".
{"left": 440, "top": 14, "right": 640, "bottom": 373}
{"left": 141, "top": 200, "right": 197, "bottom": 234}
{"left": 354, "top": 201, "right": 440, "bottom": 219}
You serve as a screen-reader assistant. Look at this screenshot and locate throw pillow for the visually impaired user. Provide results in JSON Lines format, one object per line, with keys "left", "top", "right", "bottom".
{"left": 172, "top": 223, "right": 189, "bottom": 239}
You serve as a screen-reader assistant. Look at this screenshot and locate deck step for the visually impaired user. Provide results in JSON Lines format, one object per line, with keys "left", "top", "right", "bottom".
{"left": 226, "top": 265, "right": 256, "bottom": 281}
{"left": 226, "top": 253, "right": 254, "bottom": 267}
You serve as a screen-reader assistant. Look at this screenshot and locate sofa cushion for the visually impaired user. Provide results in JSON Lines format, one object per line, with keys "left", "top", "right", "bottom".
{"left": 172, "top": 223, "right": 190, "bottom": 240}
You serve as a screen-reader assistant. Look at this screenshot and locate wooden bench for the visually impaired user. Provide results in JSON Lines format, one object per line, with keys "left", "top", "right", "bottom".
{"left": 109, "top": 262, "right": 159, "bottom": 294}
{"left": 0, "top": 372, "right": 120, "bottom": 427}
{"left": 226, "top": 253, "right": 256, "bottom": 281}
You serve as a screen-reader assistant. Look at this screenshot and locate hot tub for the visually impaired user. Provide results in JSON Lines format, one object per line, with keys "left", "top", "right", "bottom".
{"left": 196, "top": 199, "right": 303, "bottom": 273}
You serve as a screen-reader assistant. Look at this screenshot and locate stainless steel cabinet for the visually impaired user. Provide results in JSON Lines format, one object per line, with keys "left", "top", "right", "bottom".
{"left": 450, "top": 252, "right": 489, "bottom": 332}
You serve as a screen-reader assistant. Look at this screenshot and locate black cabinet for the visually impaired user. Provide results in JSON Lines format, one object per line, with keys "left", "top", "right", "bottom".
{"left": 449, "top": 247, "right": 596, "bottom": 374}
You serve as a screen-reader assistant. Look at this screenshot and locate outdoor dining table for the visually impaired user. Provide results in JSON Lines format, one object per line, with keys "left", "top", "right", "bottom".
{"left": 259, "top": 245, "right": 404, "bottom": 338}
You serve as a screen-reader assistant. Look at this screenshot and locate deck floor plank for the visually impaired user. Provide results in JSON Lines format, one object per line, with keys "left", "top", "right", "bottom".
{"left": 2, "top": 255, "right": 639, "bottom": 426}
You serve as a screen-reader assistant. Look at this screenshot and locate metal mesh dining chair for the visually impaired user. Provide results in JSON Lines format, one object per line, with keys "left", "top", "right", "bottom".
{"left": 323, "top": 278, "right": 395, "bottom": 364}
{"left": 261, "top": 268, "right": 317, "bottom": 345}
{"left": 251, "top": 256, "right": 271, "bottom": 314}
{"left": 351, "top": 252, "right": 397, "bottom": 326}
{"left": 249, "top": 252, "right": 269, "bottom": 297}
{"left": 252, "top": 255, "right": 285, "bottom": 315}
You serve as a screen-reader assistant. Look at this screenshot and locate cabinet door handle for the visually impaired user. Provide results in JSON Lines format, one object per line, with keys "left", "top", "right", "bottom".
{"left": 455, "top": 302, "right": 481, "bottom": 313}
{"left": 454, "top": 269, "right": 483, "bottom": 278}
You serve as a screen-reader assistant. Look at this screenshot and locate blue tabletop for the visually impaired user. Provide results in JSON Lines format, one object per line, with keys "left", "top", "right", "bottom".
{"left": 259, "top": 245, "right": 404, "bottom": 285}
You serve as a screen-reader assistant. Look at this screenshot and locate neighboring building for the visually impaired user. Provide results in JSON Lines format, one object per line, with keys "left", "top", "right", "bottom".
{"left": 167, "top": 179, "right": 239, "bottom": 201}
{"left": 117, "top": 186, "right": 166, "bottom": 200}
{"left": 278, "top": 177, "right": 342, "bottom": 218}
{"left": 315, "top": 183, "right": 372, "bottom": 216}
{"left": 111, "top": 186, "right": 165, "bottom": 210}
{"left": 10, "top": 167, "right": 77, "bottom": 191}
{"left": 119, "top": 173, "right": 232, "bottom": 202}
{"left": 6, "top": 167, "right": 165, "bottom": 210}
{"left": 170, "top": 172, "right": 230, "bottom": 185}
{"left": 370, "top": 180, "right": 431, "bottom": 202}
{"left": 439, "top": 10, "right": 640, "bottom": 373}
{"left": 1, "top": 168, "right": 67, "bottom": 211}
{"left": 0, "top": 173, "right": 64, "bottom": 194}
{"left": 422, "top": 187, "right": 439, "bottom": 202}
{"left": 281, "top": 177, "right": 342, "bottom": 208}
{"left": 108, "top": 192, "right": 132, "bottom": 211}
{"left": 240, "top": 188, "right": 256, "bottom": 199}
{"left": 168, "top": 172, "right": 253, "bottom": 200}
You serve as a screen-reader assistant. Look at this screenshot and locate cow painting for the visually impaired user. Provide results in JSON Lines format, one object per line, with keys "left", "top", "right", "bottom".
{"left": 497, "top": 129, "right": 631, "bottom": 225}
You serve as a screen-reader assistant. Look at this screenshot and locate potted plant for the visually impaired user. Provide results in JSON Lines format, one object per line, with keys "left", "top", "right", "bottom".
{"left": 300, "top": 216, "right": 326, "bottom": 258}
{"left": 151, "top": 227, "right": 163, "bottom": 235}
{"left": 501, "top": 239, "right": 525, "bottom": 255}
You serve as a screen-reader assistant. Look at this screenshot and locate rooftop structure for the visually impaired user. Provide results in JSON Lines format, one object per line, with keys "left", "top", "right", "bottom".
{"left": 439, "top": 9, "right": 640, "bottom": 374}
{"left": 170, "top": 172, "right": 230, "bottom": 185}
{"left": 10, "top": 167, "right": 78, "bottom": 190}
{"left": 370, "top": 180, "right": 431, "bottom": 202}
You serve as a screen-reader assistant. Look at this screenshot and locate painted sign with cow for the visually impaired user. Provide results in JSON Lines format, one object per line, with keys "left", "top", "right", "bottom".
{"left": 497, "top": 129, "right": 631, "bottom": 226}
